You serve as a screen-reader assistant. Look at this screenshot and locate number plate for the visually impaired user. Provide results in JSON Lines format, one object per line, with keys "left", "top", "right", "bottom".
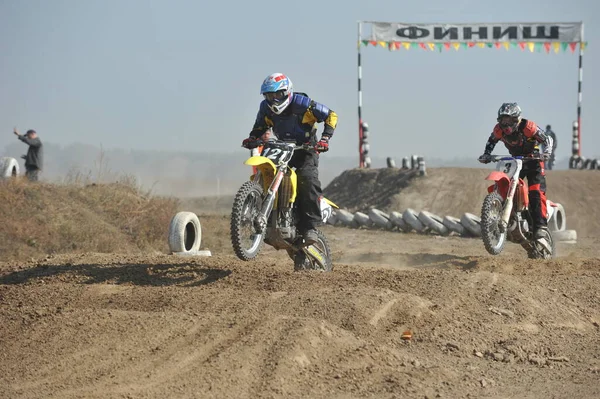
{"left": 496, "top": 160, "right": 517, "bottom": 179}
{"left": 261, "top": 142, "right": 294, "bottom": 164}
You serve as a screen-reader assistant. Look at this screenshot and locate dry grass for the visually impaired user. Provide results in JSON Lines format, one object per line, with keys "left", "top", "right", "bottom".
{"left": 0, "top": 175, "right": 179, "bottom": 261}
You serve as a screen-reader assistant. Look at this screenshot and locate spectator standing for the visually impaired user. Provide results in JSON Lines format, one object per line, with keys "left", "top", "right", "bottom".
{"left": 13, "top": 127, "right": 43, "bottom": 181}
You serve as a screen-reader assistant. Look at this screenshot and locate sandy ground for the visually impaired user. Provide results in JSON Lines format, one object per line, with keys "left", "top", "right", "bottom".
{"left": 1, "top": 167, "right": 599, "bottom": 398}
{"left": 1, "top": 223, "right": 599, "bottom": 399}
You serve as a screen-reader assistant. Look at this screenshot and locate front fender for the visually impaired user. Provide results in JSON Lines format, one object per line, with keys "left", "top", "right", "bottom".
{"left": 245, "top": 156, "right": 277, "bottom": 172}
{"left": 485, "top": 171, "right": 510, "bottom": 199}
{"left": 246, "top": 156, "right": 299, "bottom": 204}
{"left": 485, "top": 171, "right": 510, "bottom": 183}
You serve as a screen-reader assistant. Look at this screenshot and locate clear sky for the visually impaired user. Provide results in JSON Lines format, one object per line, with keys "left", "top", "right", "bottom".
{"left": 1, "top": 0, "right": 597, "bottom": 165}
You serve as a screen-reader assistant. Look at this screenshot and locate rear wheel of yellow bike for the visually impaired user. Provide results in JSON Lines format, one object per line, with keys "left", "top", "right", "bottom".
{"left": 293, "top": 230, "right": 333, "bottom": 272}
{"left": 231, "top": 181, "right": 264, "bottom": 261}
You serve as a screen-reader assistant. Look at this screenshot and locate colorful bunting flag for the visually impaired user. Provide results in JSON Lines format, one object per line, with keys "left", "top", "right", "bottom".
{"left": 553, "top": 42, "right": 560, "bottom": 53}
{"left": 544, "top": 42, "right": 551, "bottom": 53}
{"left": 358, "top": 39, "right": 588, "bottom": 53}
{"left": 569, "top": 42, "right": 577, "bottom": 52}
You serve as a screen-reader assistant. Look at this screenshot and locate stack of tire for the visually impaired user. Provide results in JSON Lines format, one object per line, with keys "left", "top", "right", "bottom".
{"left": 327, "top": 204, "right": 576, "bottom": 243}
{"left": 0, "top": 157, "right": 19, "bottom": 180}
{"left": 328, "top": 208, "right": 481, "bottom": 237}
{"left": 569, "top": 156, "right": 600, "bottom": 170}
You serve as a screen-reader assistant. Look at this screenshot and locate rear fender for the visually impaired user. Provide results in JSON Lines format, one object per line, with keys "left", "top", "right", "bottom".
{"left": 546, "top": 200, "right": 559, "bottom": 220}
{"left": 319, "top": 196, "right": 338, "bottom": 223}
{"left": 322, "top": 197, "right": 339, "bottom": 209}
{"left": 485, "top": 171, "right": 510, "bottom": 199}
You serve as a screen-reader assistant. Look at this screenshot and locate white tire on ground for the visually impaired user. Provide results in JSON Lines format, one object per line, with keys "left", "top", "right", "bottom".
{"left": 547, "top": 202, "right": 566, "bottom": 232}
{"left": 461, "top": 213, "right": 482, "bottom": 237}
{"left": 173, "top": 250, "right": 212, "bottom": 257}
{"left": 353, "top": 212, "right": 371, "bottom": 228}
{"left": 168, "top": 212, "right": 202, "bottom": 253}
{"left": 402, "top": 208, "right": 427, "bottom": 233}
{"left": 335, "top": 209, "right": 355, "bottom": 227}
{"left": 389, "top": 211, "right": 410, "bottom": 232}
{"left": 553, "top": 230, "right": 577, "bottom": 242}
{"left": 418, "top": 211, "right": 449, "bottom": 236}
{"left": 368, "top": 208, "right": 393, "bottom": 230}
{"left": 443, "top": 216, "right": 466, "bottom": 236}
{"left": 0, "top": 157, "right": 19, "bottom": 179}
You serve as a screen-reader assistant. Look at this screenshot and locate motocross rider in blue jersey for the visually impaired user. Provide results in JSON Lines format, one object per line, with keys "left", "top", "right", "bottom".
{"left": 242, "top": 73, "right": 338, "bottom": 245}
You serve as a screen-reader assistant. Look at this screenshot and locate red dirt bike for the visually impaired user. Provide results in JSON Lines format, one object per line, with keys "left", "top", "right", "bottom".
{"left": 479, "top": 155, "right": 555, "bottom": 259}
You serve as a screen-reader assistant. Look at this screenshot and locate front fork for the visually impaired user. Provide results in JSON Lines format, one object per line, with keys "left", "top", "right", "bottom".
{"left": 498, "top": 177, "right": 519, "bottom": 233}
{"left": 254, "top": 167, "right": 285, "bottom": 233}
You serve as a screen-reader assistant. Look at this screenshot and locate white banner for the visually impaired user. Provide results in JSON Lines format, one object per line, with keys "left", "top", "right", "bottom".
{"left": 370, "top": 22, "right": 583, "bottom": 43}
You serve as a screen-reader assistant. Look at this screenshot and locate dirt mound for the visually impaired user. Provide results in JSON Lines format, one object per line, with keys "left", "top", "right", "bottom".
{"left": 0, "top": 179, "right": 178, "bottom": 261}
{"left": 323, "top": 167, "right": 420, "bottom": 211}
{"left": 323, "top": 167, "right": 600, "bottom": 237}
{"left": 1, "top": 227, "right": 599, "bottom": 398}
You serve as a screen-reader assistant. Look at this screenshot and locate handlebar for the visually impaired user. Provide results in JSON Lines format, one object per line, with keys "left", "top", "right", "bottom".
{"left": 480, "top": 154, "right": 544, "bottom": 162}
{"left": 244, "top": 139, "right": 316, "bottom": 152}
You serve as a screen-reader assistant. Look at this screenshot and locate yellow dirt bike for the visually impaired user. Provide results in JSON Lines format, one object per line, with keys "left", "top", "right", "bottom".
{"left": 230, "top": 139, "right": 338, "bottom": 271}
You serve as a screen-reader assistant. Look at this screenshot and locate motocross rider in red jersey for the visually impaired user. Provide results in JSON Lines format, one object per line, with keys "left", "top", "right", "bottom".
{"left": 478, "top": 102, "right": 554, "bottom": 242}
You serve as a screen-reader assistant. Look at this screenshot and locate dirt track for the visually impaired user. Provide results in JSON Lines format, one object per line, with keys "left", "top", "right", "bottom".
{"left": 2, "top": 224, "right": 599, "bottom": 399}
{"left": 1, "top": 167, "right": 599, "bottom": 398}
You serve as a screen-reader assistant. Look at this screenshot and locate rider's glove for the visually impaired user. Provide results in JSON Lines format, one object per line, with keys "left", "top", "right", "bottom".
{"left": 242, "top": 136, "right": 259, "bottom": 149}
{"left": 478, "top": 153, "right": 492, "bottom": 164}
{"left": 315, "top": 136, "right": 330, "bottom": 153}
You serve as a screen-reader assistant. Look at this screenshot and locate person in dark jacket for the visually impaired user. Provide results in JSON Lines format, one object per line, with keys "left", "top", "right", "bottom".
{"left": 242, "top": 73, "right": 338, "bottom": 245}
{"left": 544, "top": 124, "right": 557, "bottom": 170}
{"left": 13, "top": 128, "right": 43, "bottom": 181}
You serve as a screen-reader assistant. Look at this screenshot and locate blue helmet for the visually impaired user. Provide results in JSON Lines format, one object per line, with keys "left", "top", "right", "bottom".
{"left": 260, "top": 73, "right": 293, "bottom": 114}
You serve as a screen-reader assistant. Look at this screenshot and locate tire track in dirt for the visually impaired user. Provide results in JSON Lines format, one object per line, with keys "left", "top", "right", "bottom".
{"left": 1, "top": 231, "right": 600, "bottom": 398}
